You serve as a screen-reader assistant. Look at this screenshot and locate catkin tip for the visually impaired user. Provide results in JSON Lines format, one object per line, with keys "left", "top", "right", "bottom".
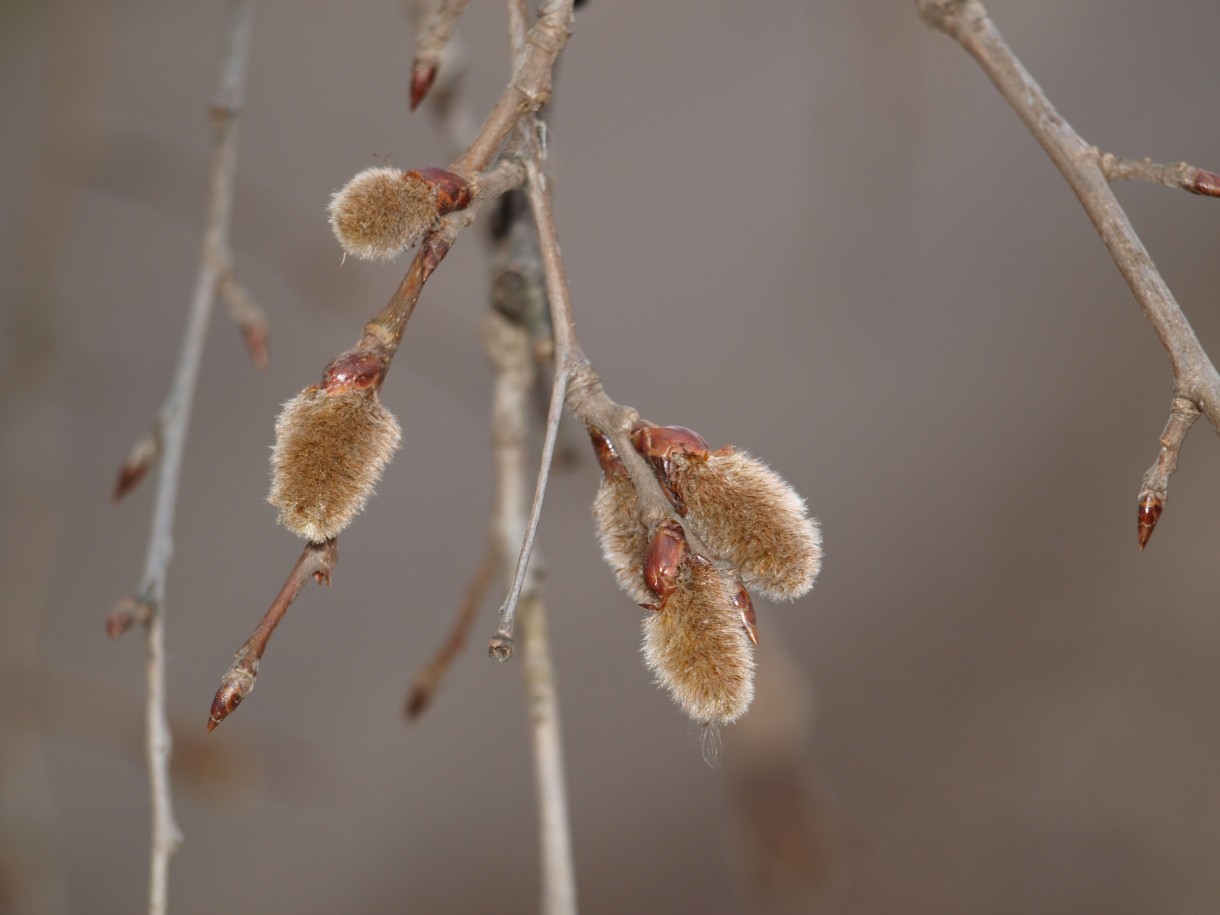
{"left": 268, "top": 387, "right": 402, "bottom": 541}
{"left": 675, "top": 449, "right": 823, "bottom": 601}
{"left": 327, "top": 166, "right": 438, "bottom": 261}
{"left": 642, "top": 563, "right": 756, "bottom": 728}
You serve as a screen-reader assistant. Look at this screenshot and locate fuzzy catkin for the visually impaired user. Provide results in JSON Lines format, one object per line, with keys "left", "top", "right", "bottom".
{"left": 327, "top": 167, "right": 437, "bottom": 261}
{"left": 592, "top": 474, "right": 652, "bottom": 605}
{"left": 672, "top": 449, "right": 822, "bottom": 601}
{"left": 642, "top": 561, "right": 756, "bottom": 726}
{"left": 268, "top": 387, "right": 402, "bottom": 542}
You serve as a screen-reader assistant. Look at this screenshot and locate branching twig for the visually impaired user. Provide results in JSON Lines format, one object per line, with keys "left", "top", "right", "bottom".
{"left": 915, "top": 0, "right": 1220, "bottom": 547}
{"left": 208, "top": 539, "right": 338, "bottom": 731}
{"left": 110, "top": 2, "right": 256, "bottom": 911}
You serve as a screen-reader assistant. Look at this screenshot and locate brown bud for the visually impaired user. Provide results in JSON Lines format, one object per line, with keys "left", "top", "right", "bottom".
{"left": 268, "top": 385, "right": 402, "bottom": 542}
{"left": 327, "top": 166, "right": 439, "bottom": 262}
{"left": 413, "top": 167, "right": 472, "bottom": 215}
{"left": 590, "top": 431, "right": 652, "bottom": 604}
{"left": 630, "top": 422, "right": 710, "bottom": 515}
{"left": 642, "top": 520, "right": 689, "bottom": 612}
{"left": 1189, "top": 168, "right": 1220, "bottom": 198}
{"left": 113, "top": 428, "right": 162, "bottom": 503}
{"left": 1138, "top": 492, "right": 1163, "bottom": 551}
{"left": 734, "top": 584, "right": 759, "bottom": 646}
{"left": 671, "top": 448, "right": 822, "bottom": 601}
{"left": 642, "top": 560, "right": 756, "bottom": 727}
{"left": 207, "top": 666, "right": 256, "bottom": 732}
{"left": 409, "top": 62, "right": 437, "bottom": 111}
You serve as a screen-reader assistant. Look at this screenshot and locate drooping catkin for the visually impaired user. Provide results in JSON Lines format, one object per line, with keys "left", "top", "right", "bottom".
{"left": 642, "top": 560, "right": 756, "bottom": 727}
{"left": 328, "top": 166, "right": 438, "bottom": 261}
{"left": 672, "top": 449, "right": 822, "bottom": 601}
{"left": 589, "top": 427, "right": 652, "bottom": 604}
{"left": 268, "top": 387, "right": 402, "bottom": 542}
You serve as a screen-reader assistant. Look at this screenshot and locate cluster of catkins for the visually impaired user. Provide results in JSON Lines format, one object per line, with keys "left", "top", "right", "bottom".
{"left": 589, "top": 423, "right": 822, "bottom": 730}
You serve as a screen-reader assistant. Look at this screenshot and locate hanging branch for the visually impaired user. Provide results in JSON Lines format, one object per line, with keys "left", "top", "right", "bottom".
{"left": 915, "top": 0, "right": 1220, "bottom": 548}
{"left": 207, "top": 0, "right": 577, "bottom": 729}
{"left": 107, "top": 2, "right": 256, "bottom": 912}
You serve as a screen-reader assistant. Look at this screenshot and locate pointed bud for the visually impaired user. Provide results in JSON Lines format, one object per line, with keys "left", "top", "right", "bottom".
{"left": 734, "top": 584, "right": 759, "bottom": 646}
{"left": 1189, "top": 168, "right": 1220, "bottom": 198}
{"left": 671, "top": 448, "right": 822, "bottom": 601}
{"left": 328, "top": 166, "right": 471, "bottom": 262}
{"left": 268, "top": 372, "right": 401, "bottom": 542}
{"left": 642, "top": 560, "right": 756, "bottom": 727}
{"left": 113, "top": 428, "right": 162, "bottom": 502}
{"left": 1137, "top": 492, "right": 1163, "bottom": 550}
{"left": 589, "top": 427, "right": 653, "bottom": 605}
{"left": 409, "top": 62, "right": 437, "bottom": 111}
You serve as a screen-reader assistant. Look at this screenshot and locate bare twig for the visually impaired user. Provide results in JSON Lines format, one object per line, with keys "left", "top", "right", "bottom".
{"left": 208, "top": 539, "right": 339, "bottom": 732}
{"left": 106, "top": 4, "right": 258, "bottom": 911}
{"left": 404, "top": 551, "right": 495, "bottom": 719}
{"left": 915, "top": 0, "right": 1220, "bottom": 547}
{"left": 1099, "top": 153, "right": 1220, "bottom": 198}
{"left": 1138, "top": 395, "right": 1199, "bottom": 549}
{"left": 484, "top": 303, "right": 577, "bottom": 912}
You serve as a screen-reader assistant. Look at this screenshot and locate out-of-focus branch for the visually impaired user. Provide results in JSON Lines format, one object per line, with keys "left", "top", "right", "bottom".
{"left": 111, "top": 2, "right": 265, "bottom": 504}
{"left": 107, "top": 2, "right": 256, "bottom": 911}
{"left": 915, "top": 0, "right": 1220, "bottom": 548}
{"left": 410, "top": 0, "right": 473, "bottom": 110}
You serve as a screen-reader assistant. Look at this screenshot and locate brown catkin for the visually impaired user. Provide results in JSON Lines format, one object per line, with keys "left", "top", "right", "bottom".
{"left": 672, "top": 449, "right": 822, "bottom": 601}
{"left": 268, "top": 387, "right": 402, "bottom": 542}
{"left": 642, "top": 560, "right": 756, "bottom": 727}
{"left": 327, "top": 167, "right": 438, "bottom": 261}
{"left": 592, "top": 473, "right": 652, "bottom": 605}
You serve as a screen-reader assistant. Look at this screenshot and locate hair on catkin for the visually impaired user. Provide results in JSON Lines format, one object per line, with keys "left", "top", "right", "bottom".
{"left": 642, "top": 559, "right": 756, "bottom": 728}
{"left": 268, "top": 386, "right": 402, "bottom": 542}
{"left": 328, "top": 166, "right": 438, "bottom": 262}
{"left": 589, "top": 428, "right": 652, "bottom": 604}
{"left": 672, "top": 449, "right": 822, "bottom": 601}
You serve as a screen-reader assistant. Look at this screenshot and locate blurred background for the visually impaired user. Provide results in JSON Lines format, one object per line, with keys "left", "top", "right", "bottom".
{"left": 4, "top": 1, "right": 1220, "bottom": 912}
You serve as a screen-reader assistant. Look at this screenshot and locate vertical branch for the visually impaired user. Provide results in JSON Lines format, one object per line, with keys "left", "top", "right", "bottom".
{"left": 125, "top": 3, "right": 255, "bottom": 912}
{"left": 484, "top": 238, "right": 576, "bottom": 910}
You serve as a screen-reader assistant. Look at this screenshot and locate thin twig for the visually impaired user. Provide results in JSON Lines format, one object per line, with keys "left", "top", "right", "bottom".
{"left": 207, "top": 539, "right": 338, "bottom": 731}
{"left": 1138, "top": 396, "right": 1199, "bottom": 550}
{"left": 915, "top": 0, "right": 1220, "bottom": 547}
{"left": 113, "top": 2, "right": 255, "bottom": 911}
{"left": 1099, "top": 153, "right": 1220, "bottom": 198}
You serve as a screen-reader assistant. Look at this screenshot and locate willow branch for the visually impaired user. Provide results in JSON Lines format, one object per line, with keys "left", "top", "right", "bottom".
{"left": 207, "top": 539, "right": 338, "bottom": 731}
{"left": 489, "top": 135, "right": 716, "bottom": 653}
{"left": 484, "top": 301, "right": 577, "bottom": 911}
{"left": 112, "top": 3, "right": 263, "bottom": 504}
{"left": 916, "top": 0, "right": 1220, "bottom": 547}
{"left": 110, "top": 2, "right": 255, "bottom": 912}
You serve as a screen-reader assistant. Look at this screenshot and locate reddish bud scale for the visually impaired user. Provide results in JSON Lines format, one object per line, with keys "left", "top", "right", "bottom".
{"left": 590, "top": 427, "right": 652, "bottom": 604}
{"left": 1137, "top": 493, "right": 1164, "bottom": 550}
{"left": 734, "top": 585, "right": 759, "bottom": 646}
{"left": 588, "top": 426, "right": 628, "bottom": 480}
{"left": 630, "top": 422, "right": 710, "bottom": 515}
{"left": 321, "top": 347, "right": 385, "bottom": 393}
{"left": 410, "top": 62, "right": 437, "bottom": 111}
{"left": 643, "top": 520, "right": 689, "bottom": 612}
{"left": 1190, "top": 169, "right": 1220, "bottom": 198}
{"left": 413, "top": 167, "right": 472, "bottom": 214}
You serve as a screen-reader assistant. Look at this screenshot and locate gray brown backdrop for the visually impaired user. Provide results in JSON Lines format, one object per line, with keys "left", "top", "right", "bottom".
{"left": 3, "top": 1, "right": 1220, "bottom": 912}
